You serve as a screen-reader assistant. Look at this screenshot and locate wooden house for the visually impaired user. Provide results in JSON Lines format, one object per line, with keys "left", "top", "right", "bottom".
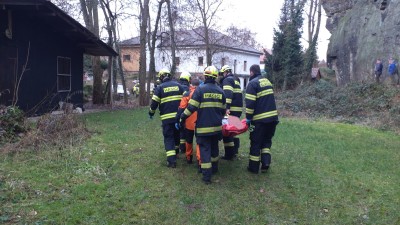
{"left": 0, "top": 0, "right": 117, "bottom": 115}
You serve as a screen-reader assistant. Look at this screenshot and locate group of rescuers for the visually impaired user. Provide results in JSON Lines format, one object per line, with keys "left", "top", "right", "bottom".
{"left": 148, "top": 64, "right": 279, "bottom": 184}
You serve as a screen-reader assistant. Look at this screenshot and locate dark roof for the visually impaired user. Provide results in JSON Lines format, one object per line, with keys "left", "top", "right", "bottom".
{"left": 0, "top": 0, "right": 117, "bottom": 56}
{"left": 158, "top": 28, "right": 261, "bottom": 55}
{"left": 119, "top": 36, "right": 140, "bottom": 46}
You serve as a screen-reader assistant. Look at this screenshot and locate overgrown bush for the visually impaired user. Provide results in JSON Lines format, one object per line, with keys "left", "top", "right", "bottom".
{"left": 0, "top": 105, "right": 28, "bottom": 144}
{"left": 277, "top": 80, "right": 400, "bottom": 132}
{"left": 83, "top": 85, "right": 93, "bottom": 103}
{"left": 1, "top": 113, "right": 90, "bottom": 153}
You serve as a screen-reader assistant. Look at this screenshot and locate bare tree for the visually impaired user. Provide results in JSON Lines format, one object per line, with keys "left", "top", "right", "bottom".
{"left": 148, "top": 0, "right": 166, "bottom": 98}
{"left": 178, "top": 0, "right": 224, "bottom": 66}
{"left": 194, "top": 0, "right": 223, "bottom": 66}
{"left": 303, "top": 0, "right": 322, "bottom": 79}
{"left": 166, "top": 0, "right": 178, "bottom": 75}
{"left": 52, "top": 0, "right": 80, "bottom": 18}
{"left": 79, "top": 0, "right": 104, "bottom": 104}
{"left": 138, "top": 0, "right": 150, "bottom": 106}
{"left": 225, "top": 25, "right": 261, "bottom": 50}
{"left": 99, "top": 0, "right": 130, "bottom": 104}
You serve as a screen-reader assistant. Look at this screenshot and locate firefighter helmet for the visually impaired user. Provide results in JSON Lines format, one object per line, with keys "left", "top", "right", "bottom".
{"left": 158, "top": 69, "right": 171, "bottom": 78}
{"left": 203, "top": 66, "right": 219, "bottom": 78}
{"left": 220, "top": 65, "right": 231, "bottom": 73}
{"left": 179, "top": 71, "right": 191, "bottom": 82}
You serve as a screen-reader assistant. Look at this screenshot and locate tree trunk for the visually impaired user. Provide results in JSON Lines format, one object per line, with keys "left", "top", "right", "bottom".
{"left": 138, "top": 0, "right": 150, "bottom": 106}
{"left": 79, "top": 0, "right": 104, "bottom": 104}
{"left": 304, "top": 0, "right": 322, "bottom": 80}
{"left": 149, "top": 0, "right": 165, "bottom": 97}
{"left": 166, "top": 0, "right": 177, "bottom": 76}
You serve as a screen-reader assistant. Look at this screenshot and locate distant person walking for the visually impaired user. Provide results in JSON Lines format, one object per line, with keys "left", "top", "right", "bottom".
{"left": 387, "top": 58, "right": 399, "bottom": 86}
{"left": 374, "top": 59, "right": 383, "bottom": 83}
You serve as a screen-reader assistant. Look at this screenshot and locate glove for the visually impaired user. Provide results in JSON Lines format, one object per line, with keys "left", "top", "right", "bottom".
{"left": 246, "top": 119, "right": 251, "bottom": 126}
{"left": 179, "top": 117, "right": 185, "bottom": 130}
{"left": 175, "top": 122, "right": 180, "bottom": 130}
{"left": 148, "top": 111, "right": 154, "bottom": 119}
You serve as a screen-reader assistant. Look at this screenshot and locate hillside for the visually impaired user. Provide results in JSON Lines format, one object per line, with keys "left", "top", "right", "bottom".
{"left": 276, "top": 71, "right": 400, "bottom": 133}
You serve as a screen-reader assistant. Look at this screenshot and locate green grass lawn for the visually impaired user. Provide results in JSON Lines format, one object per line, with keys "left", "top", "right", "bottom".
{"left": 1, "top": 108, "right": 400, "bottom": 224}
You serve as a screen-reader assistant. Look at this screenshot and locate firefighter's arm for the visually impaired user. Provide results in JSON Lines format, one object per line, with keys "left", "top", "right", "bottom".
{"left": 222, "top": 78, "right": 234, "bottom": 109}
{"left": 181, "top": 88, "right": 200, "bottom": 121}
{"left": 176, "top": 92, "right": 190, "bottom": 121}
{"left": 245, "top": 82, "right": 256, "bottom": 121}
{"left": 149, "top": 86, "right": 161, "bottom": 117}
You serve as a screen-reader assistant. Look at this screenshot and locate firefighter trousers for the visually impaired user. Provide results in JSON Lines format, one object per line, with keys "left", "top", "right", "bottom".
{"left": 248, "top": 121, "right": 278, "bottom": 173}
{"left": 185, "top": 128, "right": 200, "bottom": 163}
{"left": 196, "top": 134, "right": 221, "bottom": 182}
{"left": 162, "top": 123, "right": 180, "bottom": 164}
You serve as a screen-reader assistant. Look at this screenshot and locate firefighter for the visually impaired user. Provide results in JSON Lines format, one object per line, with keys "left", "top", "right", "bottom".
{"left": 176, "top": 78, "right": 201, "bottom": 166}
{"left": 179, "top": 66, "right": 226, "bottom": 184}
{"left": 219, "top": 65, "right": 243, "bottom": 160}
{"left": 177, "top": 72, "right": 191, "bottom": 154}
{"left": 245, "top": 64, "right": 279, "bottom": 174}
{"left": 149, "top": 69, "right": 184, "bottom": 168}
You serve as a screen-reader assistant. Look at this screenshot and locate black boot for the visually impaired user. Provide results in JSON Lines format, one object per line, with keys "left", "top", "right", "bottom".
{"left": 261, "top": 165, "right": 269, "bottom": 173}
{"left": 167, "top": 155, "right": 177, "bottom": 168}
{"left": 221, "top": 149, "right": 234, "bottom": 160}
{"left": 212, "top": 162, "right": 218, "bottom": 174}
{"left": 247, "top": 160, "right": 260, "bottom": 174}
{"left": 202, "top": 168, "right": 212, "bottom": 184}
{"left": 167, "top": 161, "right": 176, "bottom": 168}
{"left": 180, "top": 143, "right": 186, "bottom": 154}
{"left": 187, "top": 155, "right": 193, "bottom": 164}
{"left": 233, "top": 138, "right": 240, "bottom": 156}
{"left": 261, "top": 153, "right": 271, "bottom": 173}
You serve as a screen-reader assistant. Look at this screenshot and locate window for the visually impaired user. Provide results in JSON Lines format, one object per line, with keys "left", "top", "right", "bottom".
{"left": 198, "top": 57, "right": 204, "bottom": 66}
{"left": 221, "top": 58, "right": 226, "bottom": 66}
{"left": 123, "top": 54, "right": 131, "bottom": 62}
{"left": 234, "top": 59, "right": 237, "bottom": 73}
{"left": 244, "top": 61, "right": 247, "bottom": 72}
{"left": 57, "top": 56, "right": 71, "bottom": 92}
{"left": 175, "top": 57, "right": 180, "bottom": 66}
{"left": 162, "top": 56, "right": 165, "bottom": 62}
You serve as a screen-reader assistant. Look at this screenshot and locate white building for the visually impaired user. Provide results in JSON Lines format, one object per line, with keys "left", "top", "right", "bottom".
{"left": 153, "top": 28, "right": 261, "bottom": 90}
{"left": 120, "top": 28, "right": 262, "bottom": 90}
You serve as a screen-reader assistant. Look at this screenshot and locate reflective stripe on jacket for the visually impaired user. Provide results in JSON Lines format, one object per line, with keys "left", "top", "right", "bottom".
{"left": 150, "top": 78, "right": 184, "bottom": 125}
{"left": 182, "top": 81, "right": 226, "bottom": 136}
{"left": 221, "top": 74, "right": 243, "bottom": 113}
{"left": 245, "top": 74, "right": 278, "bottom": 123}
{"left": 177, "top": 85, "right": 197, "bottom": 130}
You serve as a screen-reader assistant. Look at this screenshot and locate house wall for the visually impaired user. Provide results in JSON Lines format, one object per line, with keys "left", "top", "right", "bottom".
{"left": 154, "top": 47, "right": 259, "bottom": 90}
{"left": 120, "top": 46, "right": 140, "bottom": 73}
{"left": 0, "top": 10, "right": 83, "bottom": 115}
{"left": 155, "top": 48, "right": 259, "bottom": 76}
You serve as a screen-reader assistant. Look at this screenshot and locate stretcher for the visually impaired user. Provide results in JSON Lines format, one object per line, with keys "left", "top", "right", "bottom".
{"left": 221, "top": 115, "right": 248, "bottom": 137}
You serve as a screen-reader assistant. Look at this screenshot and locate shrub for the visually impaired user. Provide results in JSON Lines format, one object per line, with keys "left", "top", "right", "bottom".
{"left": 1, "top": 113, "right": 90, "bottom": 153}
{"left": 276, "top": 81, "right": 400, "bottom": 133}
{"left": 0, "top": 105, "right": 28, "bottom": 144}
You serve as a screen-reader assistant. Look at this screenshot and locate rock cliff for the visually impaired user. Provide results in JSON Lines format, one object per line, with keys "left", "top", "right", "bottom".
{"left": 322, "top": 0, "right": 400, "bottom": 86}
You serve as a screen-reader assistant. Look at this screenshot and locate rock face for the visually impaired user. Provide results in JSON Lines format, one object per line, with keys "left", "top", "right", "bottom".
{"left": 322, "top": 0, "right": 400, "bottom": 86}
